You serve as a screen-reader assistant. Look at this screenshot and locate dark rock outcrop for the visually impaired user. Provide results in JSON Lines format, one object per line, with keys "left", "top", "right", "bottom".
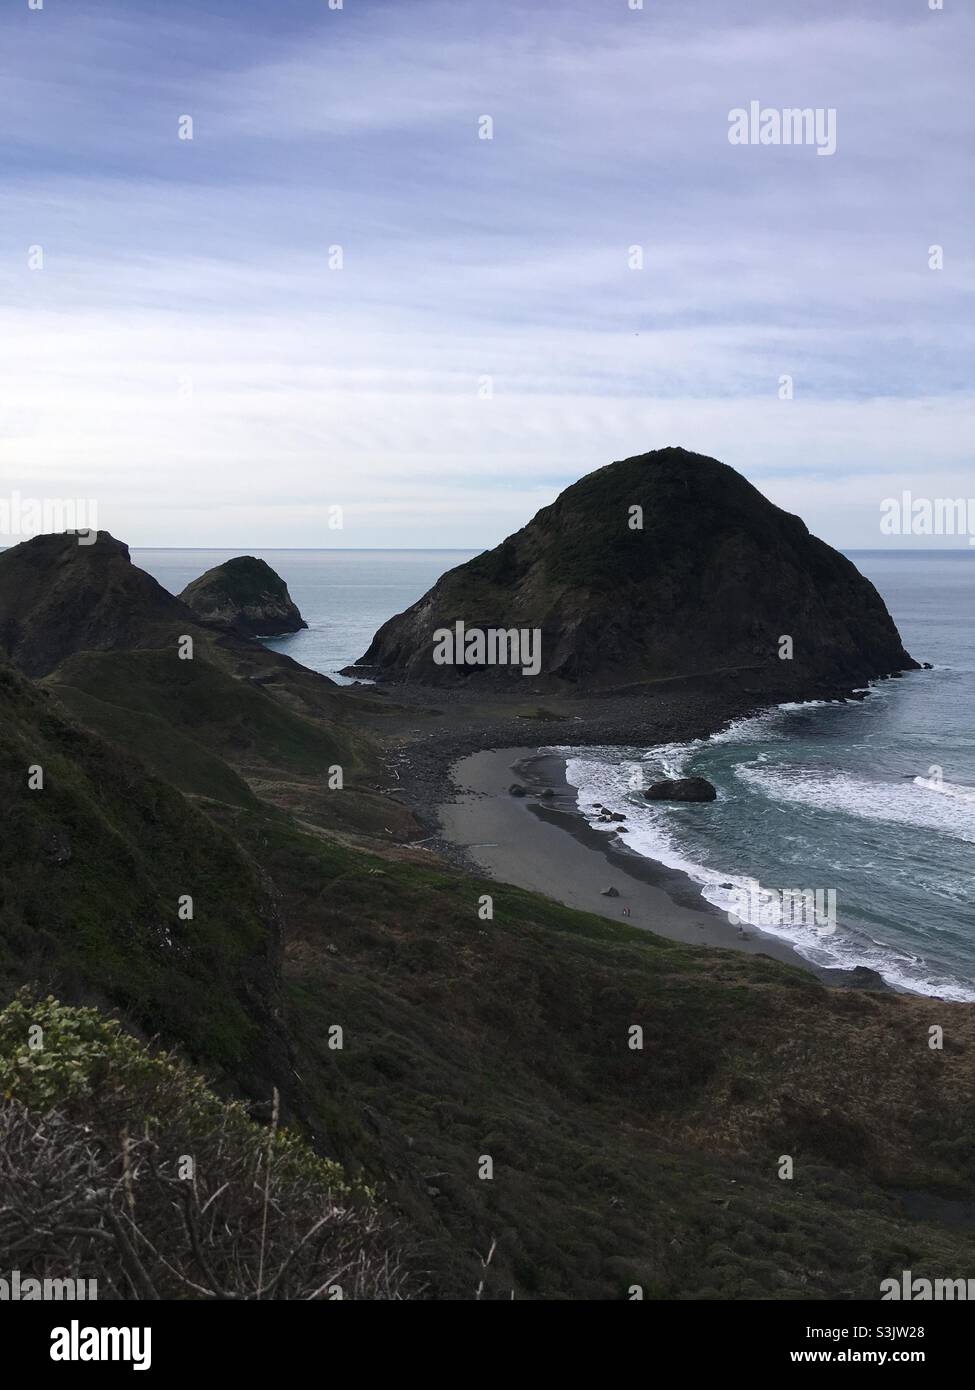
{"left": 0, "top": 532, "right": 332, "bottom": 702}
{"left": 179, "top": 556, "right": 307, "bottom": 637}
{"left": 814, "top": 964, "right": 890, "bottom": 992}
{"left": 645, "top": 777, "right": 717, "bottom": 803}
{"left": 358, "top": 447, "right": 917, "bottom": 695}
{"left": 0, "top": 531, "right": 198, "bottom": 677}
{"left": 0, "top": 533, "right": 390, "bottom": 807}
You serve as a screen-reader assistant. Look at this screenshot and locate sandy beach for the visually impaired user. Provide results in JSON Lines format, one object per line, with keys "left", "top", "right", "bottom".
{"left": 438, "top": 744, "right": 821, "bottom": 969}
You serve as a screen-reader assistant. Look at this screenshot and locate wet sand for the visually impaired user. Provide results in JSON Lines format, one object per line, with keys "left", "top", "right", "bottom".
{"left": 439, "top": 745, "right": 817, "bottom": 972}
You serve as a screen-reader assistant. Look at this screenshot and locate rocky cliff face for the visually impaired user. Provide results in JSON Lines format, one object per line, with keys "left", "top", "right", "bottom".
{"left": 179, "top": 556, "right": 307, "bottom": 637}
{"left": 0, "top": 531, "right": 390, "bottom": 835}
{"left": 0, "top": 532, "right": 197, "bottom": 677}
{"left": 0, "top": 532, "right": 326, "bottom": 698}
{"left": 358, "top": 447, "right": 917, "bottom": 694}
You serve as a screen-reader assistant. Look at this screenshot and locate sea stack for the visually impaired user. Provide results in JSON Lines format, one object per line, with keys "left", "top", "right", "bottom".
{"left": 179, "top": 556, "right": 307, "bottom": 637}
{"left": 356, "top": 447, "right": 917, "bottom": 695}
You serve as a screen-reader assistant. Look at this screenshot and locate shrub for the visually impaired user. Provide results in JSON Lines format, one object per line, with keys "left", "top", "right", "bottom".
{"left": 0, "top": 993, "right": 415, "bottom": 1300}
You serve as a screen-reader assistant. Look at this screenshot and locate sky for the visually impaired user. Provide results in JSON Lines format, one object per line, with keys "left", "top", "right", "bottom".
{"left": 1, "top": 0, "right": 972, "bottom": 548}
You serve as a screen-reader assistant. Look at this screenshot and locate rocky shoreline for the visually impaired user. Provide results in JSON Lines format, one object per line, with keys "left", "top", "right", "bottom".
{"left": 361, "top": 678, "right": 893, "bottom": 990}
{"left": 360, "top": 673, "right": 890, "bottom": 832}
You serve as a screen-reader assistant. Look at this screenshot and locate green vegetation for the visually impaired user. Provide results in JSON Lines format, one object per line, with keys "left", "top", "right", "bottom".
{"left": 0, "top": 521, "right": 960, "bottom": 1299}
{"left": 0, "top": 994, "right": 411, "bottom": 1300}
{"left": 362, "top": 447, "right": 915, "bottom": 688}
{"left": 49, "top": 649, "right": 357, "bottom": 780}
{"left": 4, "top": 646, "right": 975, "bottom": 1298}
{"left": 0, "top": 992, "right": 339, "bottom": 1183}
{"left": 45, "top": 650, "right": 405, "bottom": 837}
{"left": 0, "top": 665, "right": 278, "bottom": 1078}
{"left": 184, "top": 556, "right": 289, "bottom": 610}
{"left": 178, "top": 555, "right": 307, "bottom": 636}
{"left": 213, "top": 804, "right": 975, "bottom": 1300}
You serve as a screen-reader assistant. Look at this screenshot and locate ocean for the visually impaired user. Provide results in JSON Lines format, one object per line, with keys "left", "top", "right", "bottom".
{"left": 135, "top": 549, "right": 478, "bottom": 683}
{"left": 563, "top": 553, "right": 975, "bottom": 1001}
{"left": 138, "top": 547, "right": 975, "bottom": 1001}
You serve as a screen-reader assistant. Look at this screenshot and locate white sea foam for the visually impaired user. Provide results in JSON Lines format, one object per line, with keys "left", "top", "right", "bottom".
{"left": 562, "top": 744, "right": 975, "bottom": 1003}
{"left": 913, "top": 775, "right": 975, "bottom": 802}
{"left": 737, "top": 765, "right": 975, "bottom": 843}
{"left": 704, "top": 708, "right": 789, "bottom": 744}
{"left": 556, "top": 673, "right": 975, "bottom": 1002}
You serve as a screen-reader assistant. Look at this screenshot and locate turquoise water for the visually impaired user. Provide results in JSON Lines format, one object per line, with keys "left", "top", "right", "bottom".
{"left": 563, "top": 553, "right": 975, "bottom": 1000}
{"left": 139, "top": 546, "right": 974, "bottom": 999}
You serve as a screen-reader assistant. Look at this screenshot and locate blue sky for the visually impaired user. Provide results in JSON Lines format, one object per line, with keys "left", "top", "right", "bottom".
{"left": 1, "top": 0, "right": 972, "bottom": 547}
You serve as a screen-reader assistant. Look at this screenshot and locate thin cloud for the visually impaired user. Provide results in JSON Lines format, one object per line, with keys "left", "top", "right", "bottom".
{"left": 1, "top": 0, "right": 971, "bottom": 546}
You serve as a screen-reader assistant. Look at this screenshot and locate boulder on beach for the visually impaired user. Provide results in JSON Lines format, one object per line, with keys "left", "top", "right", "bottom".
{"left": 509, "top": 783, "right": 527, "bottom": 797}
{"left": 601, "top": 886, "right": 620, "bottom": 897}
{"left": 179, "top": 556, "right": 307, "bottom": 637}
{"left": 644, "top": 777, "right": 717, "bottom": 802}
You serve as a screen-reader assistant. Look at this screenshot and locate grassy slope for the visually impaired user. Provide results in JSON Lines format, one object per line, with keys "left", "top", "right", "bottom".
{"left": 45, "top": 649, "right": 418, "bottom": 839}
{"left": 4, "top": 652, "right": 975, "bottom": 1299}
{"left": 0, "top": 665, "right": 283, "bottom": 1082}
{"left": 215, "top": 803, "right": 975, "bottom": 1301}
{"left": 49, "top": 649, "right": 362, "bottom": 771}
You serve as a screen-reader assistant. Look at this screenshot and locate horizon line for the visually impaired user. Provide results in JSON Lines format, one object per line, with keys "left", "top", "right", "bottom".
{"left": 3, "top": 543, "right": 975, "bottom": 553}
{"left": 123, "top": 545, "right": 975, "bottom": 554}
